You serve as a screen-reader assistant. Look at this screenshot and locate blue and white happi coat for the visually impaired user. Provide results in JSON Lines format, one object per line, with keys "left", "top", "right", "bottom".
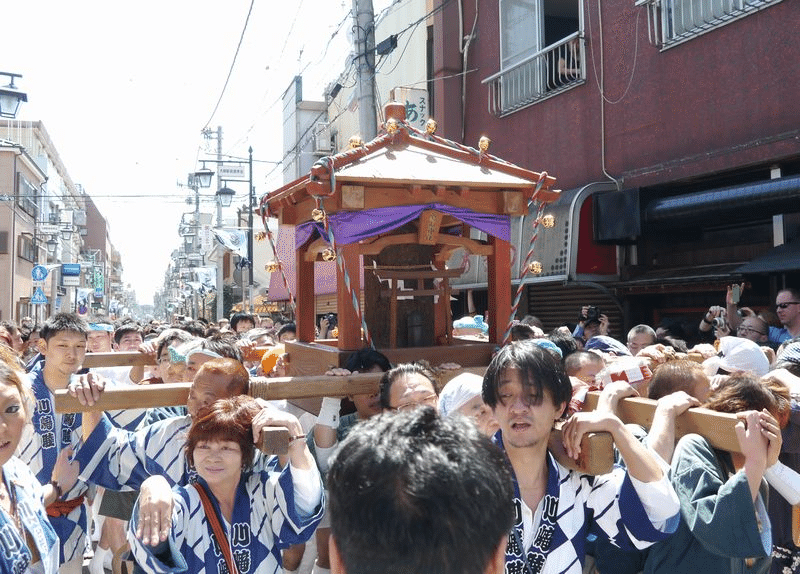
{"left": 494, "top": 432, "right": 679, "bottom": 574}
{"left": 0, "top": 457, "right": 59, "bottom": 574}
{"left": 17, "top": 364, "right": 90, "bottom": 566}
{"left": 76, "top": 414, "right": 194, "bottom": 491}
{"left": 89, "top": 366, "right": 148, "bottom": 431}
{"left": 127, "top": 465, "right": 324, "bottom": 574}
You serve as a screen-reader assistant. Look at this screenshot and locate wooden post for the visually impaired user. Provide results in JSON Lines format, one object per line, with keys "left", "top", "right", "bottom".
{"left": 486, "top": 235, "right": 512, "bottom": 344}
{"left": 296, "top": 242, "right": 316, "bottom": 342}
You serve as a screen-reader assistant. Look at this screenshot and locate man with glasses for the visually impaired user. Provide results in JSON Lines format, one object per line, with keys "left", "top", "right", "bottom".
{"left": 772, "top": 288, "right": 800, "bottom": 344}
{"left": 734, "top": 316, "right": 769, "bottom": 345}
{"left": 378, "top": 362, "right": 440, "bottom": 412}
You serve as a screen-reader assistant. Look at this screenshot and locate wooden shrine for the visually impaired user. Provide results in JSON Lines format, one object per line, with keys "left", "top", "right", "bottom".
{"left": 259, "top": 102, "right": 559, "bottom": 372}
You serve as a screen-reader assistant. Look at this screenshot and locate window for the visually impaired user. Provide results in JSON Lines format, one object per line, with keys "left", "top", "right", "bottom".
{"left": 17, "top": 234, "right": 35, "bottom": 262}
{"left": 16, "top": 174, "right": 38, "bottom": 218}
{"left": 637, "top": 0, "right": 783, "bottom": 47}
{"left": 484, "top": 0, "right": 584, "bottom": 117}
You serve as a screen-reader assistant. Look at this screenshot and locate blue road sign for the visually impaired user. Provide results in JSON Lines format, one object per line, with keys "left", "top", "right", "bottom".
{"left": 31, "top": 287, "right": 48, "bottom": 305}
{"left": 32, "top": 265, "right": 48, "bottom": 282}
{"left": 61, "top": 263, "right": 81, "bottom": 276}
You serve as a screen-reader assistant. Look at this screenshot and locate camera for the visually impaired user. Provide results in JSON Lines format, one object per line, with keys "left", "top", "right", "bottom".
{"left": 581, "top": 306, "right": 601, "bottom": 323}
{"left": 712, "top": 317, "right": 726, "bottom": 329}
{"left": 325, "top": 313, "right": 337, "bottom": 328}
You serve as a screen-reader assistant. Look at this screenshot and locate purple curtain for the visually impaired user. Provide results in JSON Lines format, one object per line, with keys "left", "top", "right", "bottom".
{"left": 296, "top": 203, "right": 510, "bottom": 246}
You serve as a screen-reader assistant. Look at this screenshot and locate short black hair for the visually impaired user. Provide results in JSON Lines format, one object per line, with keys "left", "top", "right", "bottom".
{"left": 482, "top": 340, "right": 572, "bottom": 415}
{"left": 113, "top": 322, "right": 143, "bottom": 345}
{"left": 200, "top": 333, "right": 243, "bottom": 363}
{"left": 277, "top": 322, "right": 296, "bottom": 339}
{"left": 328, "top": 408, "right": 514, "bottom": 574}
{"left": 547, "top": 328, "right": 579, "bottom": 359}
{"left": 40, "top": 313, "right": 88, "bottom": 343}
{"left": 378, "top": 361, "right": 439, "bottom": 410}
{"left": 229, "top": 312, "right": 256, "bottom": 331}
{"left": 345, "top": 347, "right": 391, "bottom": 373}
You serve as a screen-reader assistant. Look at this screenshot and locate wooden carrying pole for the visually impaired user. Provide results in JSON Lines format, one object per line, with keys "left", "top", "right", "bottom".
{"left": 53, "top": 371, "right": 742, "bottom": 473}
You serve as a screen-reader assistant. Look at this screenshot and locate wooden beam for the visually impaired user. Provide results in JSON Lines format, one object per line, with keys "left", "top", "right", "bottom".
{"left": 583, "top": 392, "right": 742, "bottom": 453}
{"left": 486, "top": 235, "right": 511, "bottom": 345}
{"left": 83, "top": 352, "right": 156, "bottom": 368}
{"left": 337, "top": 243, "right": 363, "bottom": 351}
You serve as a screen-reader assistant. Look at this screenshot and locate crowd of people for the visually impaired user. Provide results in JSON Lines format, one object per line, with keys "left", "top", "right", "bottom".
{"left": 0, "top": 284, "right": 796, "bottom": 574}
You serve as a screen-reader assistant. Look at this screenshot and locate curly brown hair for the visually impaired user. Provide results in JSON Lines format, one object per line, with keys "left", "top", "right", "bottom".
{"left": 702, "top": 372, "right": 779, "bottom": 417}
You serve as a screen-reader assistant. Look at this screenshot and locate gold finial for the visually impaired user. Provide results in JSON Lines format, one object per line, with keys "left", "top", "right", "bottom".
{"left": 541, "top": 214, "right": 555, "bottom": 228}
{"left": 321, "top": 248, "right": 337, "bottom": 262}
{"left": 348, "top": 135, "right": 363, "bottom": 149}
{"left": 478, "top": 136, "right": 491, "bottom": 152}
{"left": 265, "top": 262, "right": 280, "bottom": 273}
{"left": 528, "top": 261, "right": 543, "bottom": 274}
{"left": 385, "top": 118, "right": 400, "bottom": 134}
{"left": 425, "top": 118, "right": 437, "bottom": 134}
{"left": 311, "top": 208, "right": 326, "bottom": 222}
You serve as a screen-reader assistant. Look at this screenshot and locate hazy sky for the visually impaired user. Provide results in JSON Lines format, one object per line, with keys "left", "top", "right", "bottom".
{"left": 2, "top": 0, "right": 388, "bottom": 305}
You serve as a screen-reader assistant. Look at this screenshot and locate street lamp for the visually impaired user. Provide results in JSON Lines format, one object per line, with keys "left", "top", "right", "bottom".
{"left": 216, "top": 187, "right": 235, "bottom": 207}
{"left": 0, "top": 72, "right": 27, "bottom": 118}
{"left": 193, "top": 167, "right": 215, "bottom": 189}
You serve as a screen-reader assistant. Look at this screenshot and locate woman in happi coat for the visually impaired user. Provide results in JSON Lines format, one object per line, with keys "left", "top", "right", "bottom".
{"left": 128, "top": 395, "right": 323, "bottom": 574}
{"left": 0, "top": 354, "right": 78, "bottom": 574}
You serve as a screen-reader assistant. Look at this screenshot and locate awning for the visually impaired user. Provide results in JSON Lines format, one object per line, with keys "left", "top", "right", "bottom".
{"left": 616, "top": 263, "right": 744, "bottom": 293}
{"left": 735, "top": 239, "right": 800, "bottom": 274}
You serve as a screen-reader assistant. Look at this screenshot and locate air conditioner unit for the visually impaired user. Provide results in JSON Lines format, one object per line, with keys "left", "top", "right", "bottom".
{"left": 314, "top": 122, "right": 332, "bottom": 153}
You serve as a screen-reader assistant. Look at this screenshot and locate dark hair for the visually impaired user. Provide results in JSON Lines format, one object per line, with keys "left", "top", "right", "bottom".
{"left": 40, "top": 313, "right": 88, "bottom": 342}
{"left": 482, "top": 341, "right": 572, "bottom": 415}
{"left": 155, "top": 329, "right": 196, "bottom": 360}
{"left": 177, "top": 320, "right": 207, "bottom": 338}
{"left": 195, "top": 358, "right": 250, "bottom": 396}
{"left": 277, "top": 323, "right": 297, "bottom": 339}
{"left": 113, "top": 322, "right": 143, "bottom": 345}
{"left": 327, "top": 408, "right": 515, "bottom": 574}
{"left": 379, "top": 361, "right": 439, "bottom": 409}
{"left": 647, "top": 360, "right": 708, "bottom": 400}
{"left": 185, "top": 396, "right": 261, "bottom": 470}
{"left": 703, "top": 372, "right": 778, "bottom": 416}
{"left": 345, "top": 347, "right": 391, "bottom": 373}
{"left": 547, "top": 328, "right": 579, "bottom": 359}
{"left": 230, "top": 312, "right": 256, "bottom": 332}
{"left": 200, "top": 333, "right": 243, "bottom": 363}
{"left": 510, "top": 323, "right": 535, "bottom": 341}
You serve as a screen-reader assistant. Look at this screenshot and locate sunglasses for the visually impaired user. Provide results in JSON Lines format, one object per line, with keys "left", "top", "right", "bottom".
{"left": 776, "top": 302, "right": 800, "bottom": 310}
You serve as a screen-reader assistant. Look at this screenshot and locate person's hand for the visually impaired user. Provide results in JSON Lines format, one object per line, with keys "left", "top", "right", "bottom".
{"left": 138, "top": 341, "right": 157, "bottom": 355}
{"left": 596, "top": 381, "right": 637, "bottom": 414}
{"left": 706, "top": 305, "right": 725, "bottom": 320}
{"left": 269, "top": 353, "right": 289, "bottom": 378}
{"left": 749, "top": 409, "right": 782, "bottom": 468}
{"left": 689, "top": 343, "right": 717, "bottom": 359}
{"left": 324, "top": 367, "right": 352, "bottom": 376}
{"left": 735, "top": 410, "right": 769, "bottom": 469}
{"left": 52, "top": 446, "right": 80, "bottom": 495}
{"left": 714, "top": 322, "right": 731, "bottom": 337}
{"left": 67, "top": 373, "right": 106, "bottom": 406}
{"left": 561, "top": 410, "right": 619, "bottom": 460}
{"left": 637, "top": 344, "right": 675, "bottom": 368}
{"left": 726, "top": 283, "right": 745, "bottom": 306}
{"left": 319, "top": 317, "right": 330, "bottom": 331}
{"left": 578, "top": 306, "right": 590, "bottom": 325}
{"left": 598, "top": 314, "right": 610, "bottom": 336}
{"left": 251, "top": 403, "right": 304, "bottom": 452}
{"left": 135, "top": 475, "right": 174, "bottom": 546}
{"left": 655, "top": 391, "right": 699, "bottom": 418}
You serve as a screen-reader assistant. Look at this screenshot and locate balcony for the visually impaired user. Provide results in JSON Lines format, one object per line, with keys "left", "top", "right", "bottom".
{"left": 483, "top": 33, "right": 585, "bottom": 118}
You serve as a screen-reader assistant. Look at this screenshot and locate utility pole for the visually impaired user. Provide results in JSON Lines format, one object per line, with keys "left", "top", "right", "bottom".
{"left": 215, "top": 126, "right": 224, "bottom": 322}
{"left": 353, "top": 0, "right": 377, "bottom": 140}
{"left": 247, "top": 146, "right": 254, "bottom": 314}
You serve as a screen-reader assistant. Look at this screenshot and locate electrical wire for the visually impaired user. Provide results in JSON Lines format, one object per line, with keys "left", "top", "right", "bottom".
{"left": 203, "top": 0, "right": 256, "bottom": 130}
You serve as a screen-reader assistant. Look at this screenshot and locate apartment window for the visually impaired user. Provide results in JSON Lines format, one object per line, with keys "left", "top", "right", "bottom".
{"left": 483, "top": 0, "right": 584, "bottom": 117}
{"left": 18, "top": 234, "right": 35, "bottom": 262}
{"left": 637, "top": 0, "right": 783, "bottom": 47}
{"left": 16, "top": 174, "right": 38, "bottom": 218}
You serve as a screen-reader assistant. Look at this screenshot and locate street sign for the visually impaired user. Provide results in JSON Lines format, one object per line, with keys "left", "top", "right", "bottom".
{"left": 31, "top": 265, "right": 49, "bottom": 282}
{"left": 62, "top": 276, "right": 80, "bottom": 287}
{"left": 39, "top": 223, "right": 60, "bottom": 234}
{"left": 61, "top": 263, "right": 81, "bottom": 276}
{"left": 218, "top": 163, "right": 247, "bottom": 181}
{"left": 31, "top": 287, "right": 48, "bottom": 305}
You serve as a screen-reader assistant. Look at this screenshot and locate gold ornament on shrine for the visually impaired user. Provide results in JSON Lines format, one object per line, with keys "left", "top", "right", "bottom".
{"left": 265, "top": 262, "right": 280, "bottom": 273}
{"left": 321, "top": 248, "right": 337, "bottom": 262}
{"left": 311, "top": 208, "right": 326, "bottom": 222}
{"left": 385, "top": 118, "right": 400, "bottom": 134}
{"left": 528, "top": 261, "right": 543, "bottom": 274}
{"left": 255, "top": 231, "right": 267, "bottom": 241}
{"left": 541, "top": 214, "right": 555, "bottom": 228}
{"left": 348, "top": 135, "right": 363, "bottom": 149}
{"left": 478, "top": 136, "right": 491, "bottom": 152}
{"left": 425, "top": 118, "right": 437, "bottom": 134}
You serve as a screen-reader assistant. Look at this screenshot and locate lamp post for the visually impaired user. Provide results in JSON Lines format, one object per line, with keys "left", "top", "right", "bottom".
{"left": 0, "top": 72, "right": 27, "bottom": 118}
{"left": 215, "top": 186, "right": 234, "bottom": 322}
{"left": 187, "top": 169, "right": 214, "bottom": 319}
{"left": 248, "top": 146, "right": 254, "bottom": 314}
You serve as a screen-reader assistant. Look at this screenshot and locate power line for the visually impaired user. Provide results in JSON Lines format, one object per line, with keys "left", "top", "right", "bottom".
{"left": 202, "top": 0, "right": 256, "bottom": 130}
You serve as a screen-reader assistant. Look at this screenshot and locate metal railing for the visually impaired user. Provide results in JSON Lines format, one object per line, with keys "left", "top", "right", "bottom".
{"left": 483, "top": 33, "right": 585, "bottom": 117}
{"left": 638, "top": 0, "right": 783, "bottom": 47}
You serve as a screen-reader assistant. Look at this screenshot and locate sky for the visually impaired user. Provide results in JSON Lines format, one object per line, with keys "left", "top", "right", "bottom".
{"left": 1, "top": 0, "right": 391, "bottom": 305}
